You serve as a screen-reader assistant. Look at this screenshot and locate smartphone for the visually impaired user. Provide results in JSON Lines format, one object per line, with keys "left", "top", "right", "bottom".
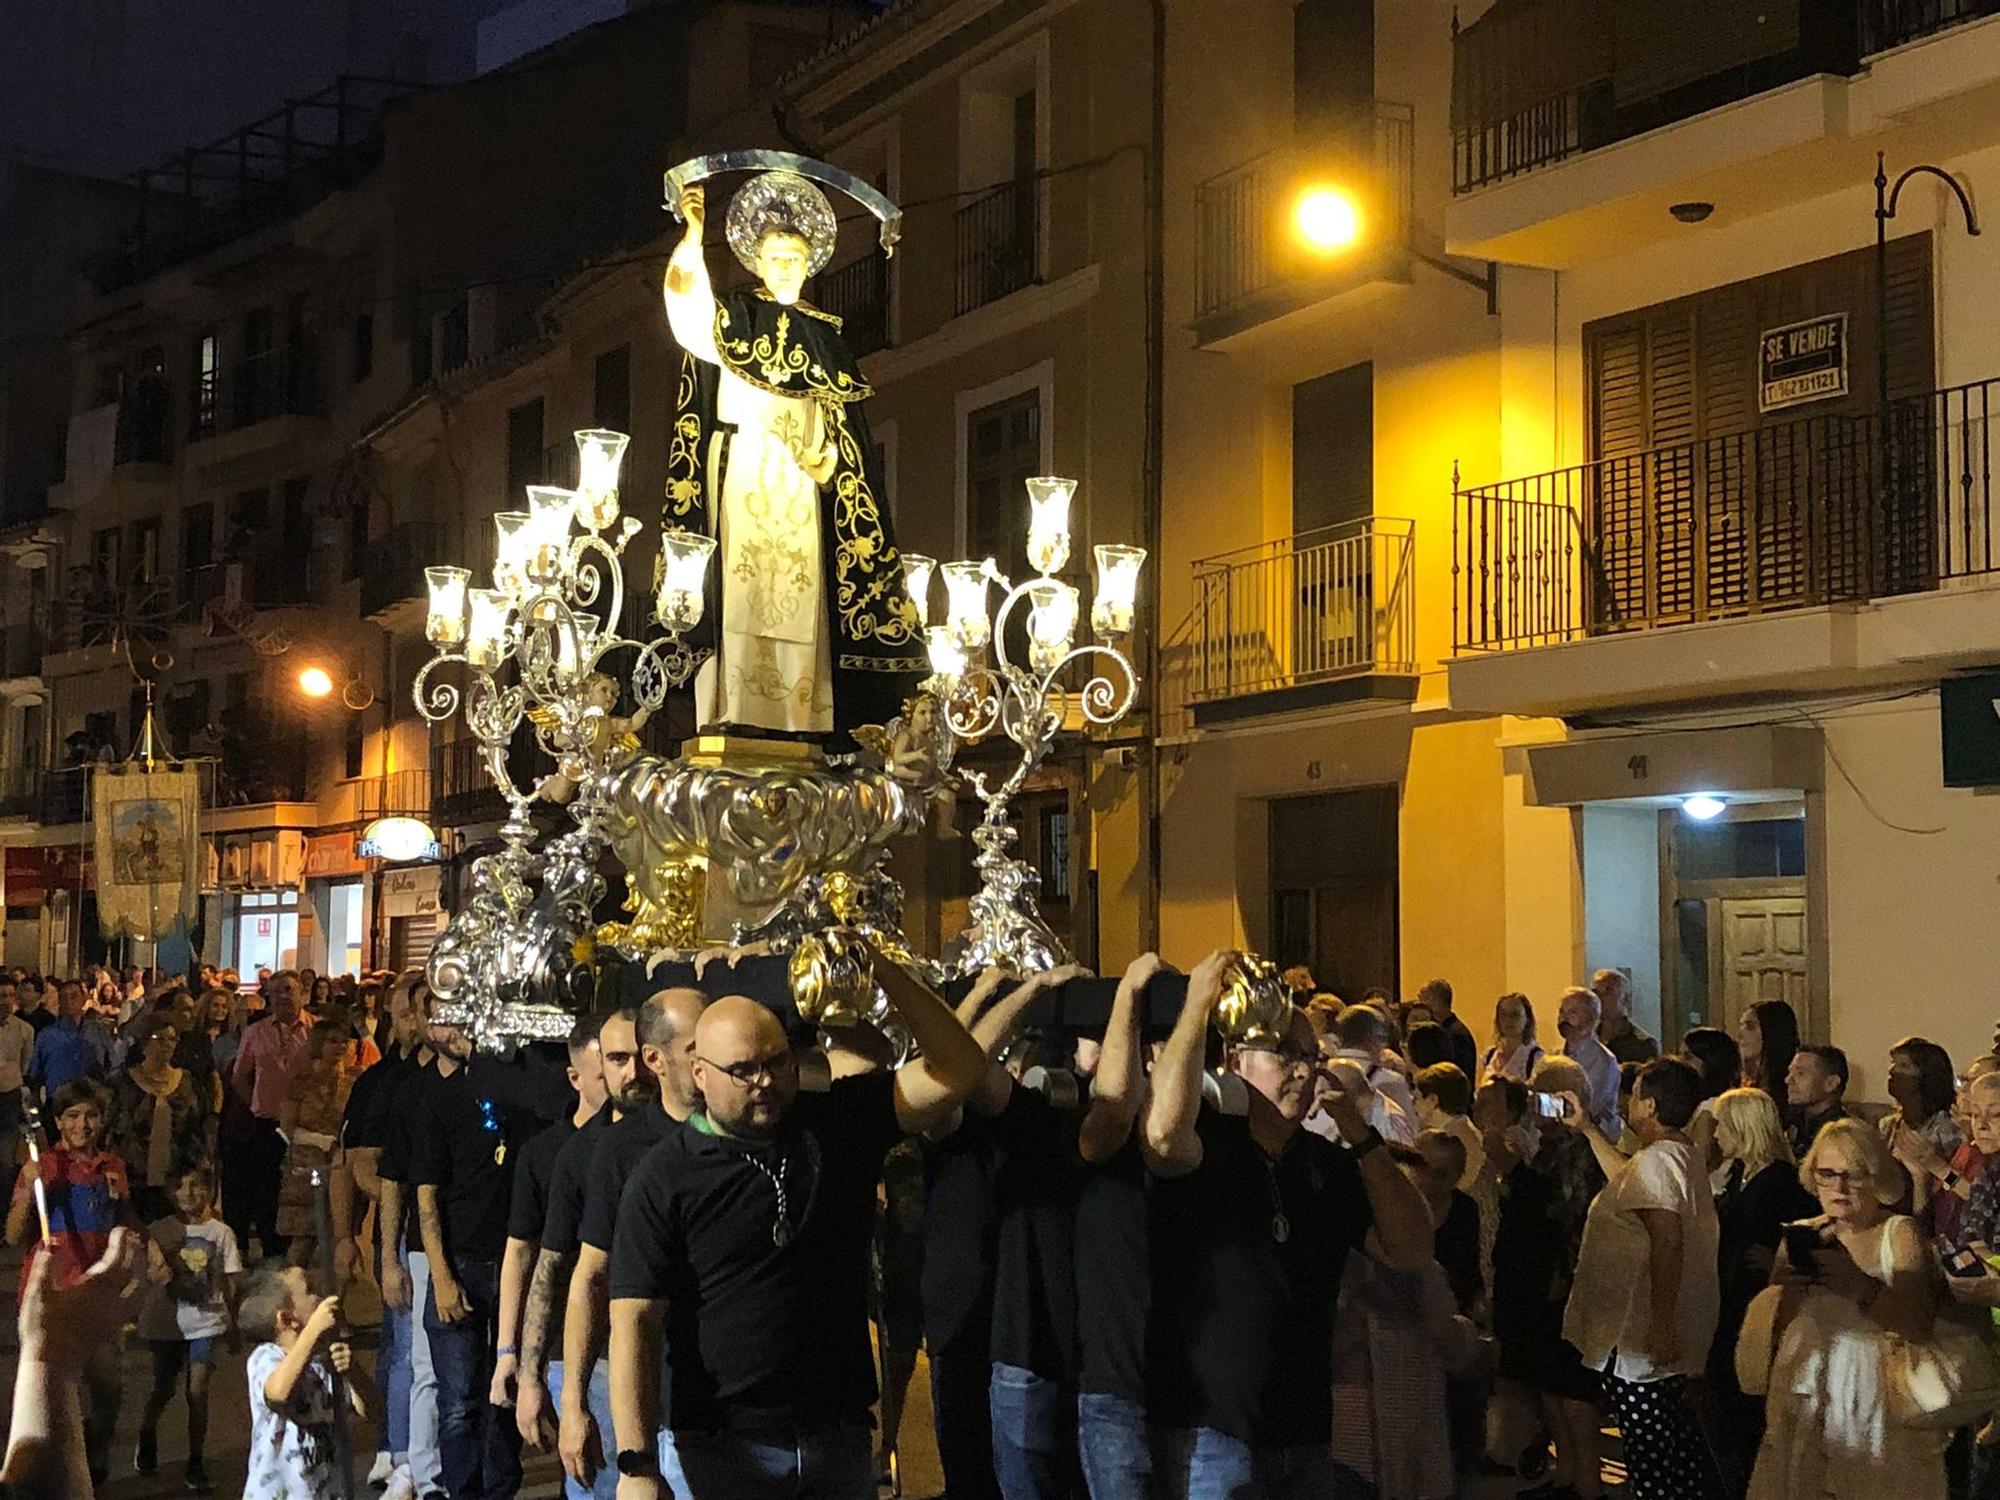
{"left": 1943, "top": 1244, "right": 1991, "bottom": 1279}
{"left": 1531, "top": 1090, "right": 1568, "bottom": 1120}
{"left": 1782, "top": 1222, "right": 1824, "bottom": 1275}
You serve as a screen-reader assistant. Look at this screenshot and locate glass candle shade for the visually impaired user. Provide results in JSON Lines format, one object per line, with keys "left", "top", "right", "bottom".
{"left": 656, "top": 528, "right": 717, "bottom": 632}
{"left": 573, "top": 429, "right": 630, "bottom": 531}
{"left": 425, "top": 565, "right": 470, "bottom": 645}
{"left": 942, "top": 561, "right": 992, "bottom": 652}
{"left": 466, "top": 588, "right": 513, "bottom": 669}
{"left": 524, "top": 486, "right": 577, "bottom": 584}
{"left": 901, "top": 553, "right": 937, "bottom": 627}
{"left": 926, "top": 625, "right": 969, "bottom": 682}
{"left": 554, "top": 617, "right": 598, "bottom": 685}
{"left": 493, "top": 512, "right": 531, "bottom": 595}
{"left": 1024, "top": 476, "right": 1076, "bottom": 577}
{"left": 1025, "top": 579, "right": 1079, "bottom": 674}
{"left": 1092, "top": 544, "right": 1146, "bottom": 636}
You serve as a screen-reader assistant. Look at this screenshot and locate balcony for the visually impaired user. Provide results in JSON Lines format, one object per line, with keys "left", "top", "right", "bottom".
{"left": 1447, "top": 0, "right": 2000, "bottom": 265}
{"left": 1, "top": 623, "right": 45, "bottom": 682}
{"left": 1184, "top": 518, "right": 1418, "bottom": 726}
{"left": 0, "top": 764, "right": 37, "bottom": 822}
{"left": 816, "top": 254, "right": 891, "bottom": 357}
{"left": 431, "top": 733, "right": 544, "bottom": 827}
{"left": 230, "top": 346, "right": 317, "bottom": 429}
{"left": 1191, "top": 103, "right": 1415, "bottom": 348}
{"left": 1450, "top": 376, "right": 2000, "bottom": 713}
{"left": 354, "top": 767, "right": 430, "bottom": 822}
{"left": 360, "top": 522, "right": 440, "bottom": 622}
{"left": 35, "top": 766, "right": 91, "bottom": 828}
{"left": 954, "top": 178, "right": 1039, "bottom": 317}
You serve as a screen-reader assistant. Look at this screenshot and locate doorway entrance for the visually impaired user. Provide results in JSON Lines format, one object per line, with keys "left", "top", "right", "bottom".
{"left": 1666, "top": 803, "right": 1809, "bottom": 1039}
{"left": 1269, "top": 785, "right": 1399, "bottom": 1001}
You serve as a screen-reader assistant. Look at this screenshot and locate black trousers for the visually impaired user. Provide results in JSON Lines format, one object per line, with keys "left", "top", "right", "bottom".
{"left": 230, "top": 1117, "right": 289, "bottom": 1259}
{"left": 931, "top": 1334, "right": 1002, "bottom": 1500}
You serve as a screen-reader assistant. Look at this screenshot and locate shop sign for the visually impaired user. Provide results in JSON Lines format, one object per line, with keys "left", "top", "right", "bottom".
{"left": 1942, "top": 668, "right": 2000, "bottom": 788}
{"left": 304, "top": 831, "right": 371, "bottom": 880}
{"left": 382, "top": 866, "right": 442, "bottom": 918}
{"left": 1759, "top": 313, "right": 1848, "bottom": 412}
{"left": 3, "top": 846, "right": 88, "bottom": 907}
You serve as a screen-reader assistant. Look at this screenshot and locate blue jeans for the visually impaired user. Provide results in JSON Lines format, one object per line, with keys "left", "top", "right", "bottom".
{"left": 1156, "top": 1427, "right": 1366, "bottom": 1500}
{"left": 670, "top": 1423, "right": 873, "bottom": 1500}
{"left": 989, "top": 1364, "right": 1077, "bottom": 1500}
{"left": 424, "top": 1255, "right": 523, "bottom": 1500}
{"left": 377, "top": 1244, "right": 413, "bottom": 1460}
{"left": 1077, "top": 1393, "right": 1152, "bottom": 1500}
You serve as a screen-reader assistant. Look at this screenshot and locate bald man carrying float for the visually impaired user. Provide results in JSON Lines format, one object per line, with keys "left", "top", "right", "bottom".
{"left": 607, "top": 950, "right": 1053, "bottom": 1500}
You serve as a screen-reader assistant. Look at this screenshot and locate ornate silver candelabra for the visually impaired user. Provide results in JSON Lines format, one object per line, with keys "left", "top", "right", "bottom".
{"left": 413, "top": 428, "right": 717, "bottom": 1044}
{"left": 900, "top": 476, "right": 1147, "bottom": 976}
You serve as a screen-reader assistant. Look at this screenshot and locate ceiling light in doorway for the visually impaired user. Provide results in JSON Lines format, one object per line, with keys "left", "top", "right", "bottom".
{"left": 1670, "top": 201, "right": 1714, "bottom": 224}
{"left": 1682, "top": 793, "right": 1728, "bottom": 821}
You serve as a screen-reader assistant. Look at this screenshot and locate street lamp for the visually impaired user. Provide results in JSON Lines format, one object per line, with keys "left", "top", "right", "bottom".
{"left": 1874, "top": 155, "right": 1980, "bottom": 589}
{"left": 297, "top": 665, "right": 334, "bottom": 698}
{"left": 1293, "top": 184, "right": 1363, "bottom": 254}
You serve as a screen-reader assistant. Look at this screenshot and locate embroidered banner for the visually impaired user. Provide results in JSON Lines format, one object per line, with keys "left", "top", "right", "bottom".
{"left": 92, "top": 765, "right": 201, "bottom": 941}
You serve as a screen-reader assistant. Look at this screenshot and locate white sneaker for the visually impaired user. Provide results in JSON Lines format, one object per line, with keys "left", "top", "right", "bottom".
{"left": 367, "top": 1452, "right": 394, "bottom": 1487}
{"left": 381, "top": 1464, "right": 417, "bottom": 1500}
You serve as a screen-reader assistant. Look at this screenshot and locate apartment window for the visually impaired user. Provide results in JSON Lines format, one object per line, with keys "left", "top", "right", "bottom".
{"left": 965, "top": 387, "right": 1042, "bottom": 572}
{"left": 91, "top": 528, "right": 121, "bottom": 587}
{"left": 343, "top": 713, "right": 364, "bottom": 780}
{"left": 1292, "top": 362, "right": 1373, "bottom": 534}
{"left": 1038, "top": 801, "right": 1071, "bottom": 902}
{"left": 956, "top": 45, "right": 1043, "bottom": 315}
{"left": 506, "top": 398, "right": 545, "bottom": 496}
{"left": 593, "top": 345, "right": 632, "bottom": 433}
{"left": 190, "top": 329, "right": 219, "bottom": 440}
{"left": 182, "top": 502, "right": 214, "bottom": 574}
{"left": 226, "top": 488, "right": 268, "bottom": 556}
{"left": 1294, "top": 0, "right": 1374, "bottom": 132}
{"left": 353, "top": 312, "right": 374, "bottom": 383}
{"left": 128, "top": 517, "right": 161, "bottom": 584}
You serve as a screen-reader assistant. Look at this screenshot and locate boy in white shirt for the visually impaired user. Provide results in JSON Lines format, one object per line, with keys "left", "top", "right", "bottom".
{"left": 136, "top": 1164, "right": 242, "bottom": 1488}
{"left": 240, "top": 1262, "right": 375, "bottom": 1500}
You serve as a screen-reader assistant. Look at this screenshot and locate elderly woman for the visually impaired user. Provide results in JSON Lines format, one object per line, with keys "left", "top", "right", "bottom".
{"left": 1565, "top": 1057, "right": 1727, "bottom": 1500}
{"left": 1708, "top": 1088, "right": 1816, "bottom": 1486}
{"left": 1750, "top": 1117, "right": 1945, "bottom": 1500}
{"left": 105, "top": 1013, "right": 208, "bottom": 1221}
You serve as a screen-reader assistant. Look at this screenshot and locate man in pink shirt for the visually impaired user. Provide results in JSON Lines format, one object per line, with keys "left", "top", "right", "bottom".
{"left": 230, "top": 970, "right": 310, "bottom": 1258}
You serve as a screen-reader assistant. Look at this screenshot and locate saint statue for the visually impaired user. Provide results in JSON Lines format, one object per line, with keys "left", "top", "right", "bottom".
{"left": 661, "top": 169, "right": 924, "bottom": 741}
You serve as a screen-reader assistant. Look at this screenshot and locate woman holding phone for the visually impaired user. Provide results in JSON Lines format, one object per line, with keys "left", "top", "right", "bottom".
{"left": 1751, "top": 1116, "right": 1944, "bottom": 1499}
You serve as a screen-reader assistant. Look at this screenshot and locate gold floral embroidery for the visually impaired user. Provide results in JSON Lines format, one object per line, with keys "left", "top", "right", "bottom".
{"left": 714, "top": 304, "right": 872, "bottom": 404}
{"left": 663, "top": 354, "right": 705, "bottom": 522}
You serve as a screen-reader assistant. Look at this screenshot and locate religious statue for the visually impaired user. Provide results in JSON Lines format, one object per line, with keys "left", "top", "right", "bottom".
{"left": 661, "top": 168, "right": 925, "bottom": 743}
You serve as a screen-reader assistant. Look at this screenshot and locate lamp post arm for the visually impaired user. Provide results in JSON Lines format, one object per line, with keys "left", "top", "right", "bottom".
{"left": 1886, "top": 163, "right": 1982, "bottom": 236}
{"left": 1411, "top": 248, "right": 1498, "bottom": 315}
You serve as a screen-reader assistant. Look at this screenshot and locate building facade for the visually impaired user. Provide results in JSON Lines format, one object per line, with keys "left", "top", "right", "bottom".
{"left": 1154, "top": 0, "right": 2000, "bottom": 1092}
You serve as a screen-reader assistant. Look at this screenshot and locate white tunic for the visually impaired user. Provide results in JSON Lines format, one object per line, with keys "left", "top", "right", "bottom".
{"left": 664, "top": 240, "right": 833, "bottom": 734}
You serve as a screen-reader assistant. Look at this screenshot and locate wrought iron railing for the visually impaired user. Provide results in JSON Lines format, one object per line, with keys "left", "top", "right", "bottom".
{"left": 36, "top": 767, "right": 91, "bottom": 827}
{"left": 954, "top": 178, "right": 1038, "bottom": 317}
{"left": 353, "top": 767, "right": 430, "bottom": 822}
{"left": 1188, "top": 518, "right": 1417, "bottom": 703}
{"left": 1453, "top": 376, "right": 2000, "bottom": 652}
{"left": 0, "top": 763, "right": 38, "bottom": 820}
{"left": 1195, "top": 102, "right": 1416, "bottom": 326}
{"left": 1863, "top": 0, "right": 1998, "bottom": 52}
{"left": 360, "top": 522, "right": 439, "bottom": 618}
{"left": 230, "top": 345, "right": 317, "bottom": 428}
{"left": 816, "top": 254, "right": 891, "bottom": 356}
{"left": 431, "top": 733, "right": 542, "bottom": 825}
{"left": 1449, "top": 0, "right": 1987, "bottom": 194}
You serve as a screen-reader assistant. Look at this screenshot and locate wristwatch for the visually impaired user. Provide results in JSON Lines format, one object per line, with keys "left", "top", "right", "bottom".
{"left": 1351, "top": 1126, "right": 1387, "bottom": 1160}
{"left": 615, "top": 1449, "right": 660, "bottom": 1478}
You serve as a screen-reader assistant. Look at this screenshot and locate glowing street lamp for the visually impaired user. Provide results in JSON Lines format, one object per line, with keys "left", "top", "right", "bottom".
{"left": 297, "top": 665, "right": 334, "bottom": 699}
{"left": 1293, "top": 184, "right": 1363, "bottom": 254}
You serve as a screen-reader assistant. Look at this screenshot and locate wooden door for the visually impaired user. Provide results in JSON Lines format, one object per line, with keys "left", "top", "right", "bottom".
{"left": 1715, "top": 896, "right": 1809, "bottom": 1037}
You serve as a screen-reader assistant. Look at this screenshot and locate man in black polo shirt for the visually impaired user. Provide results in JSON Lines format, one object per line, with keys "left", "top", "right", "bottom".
{"left": 607, "top": 953, "right": 1026, "bottom": 1500}
{"left": 491, "top": 1014, "right": 609, "bottom": 1429}
{"left": 563, "top": 989, "right": 707, "bottom": 1494}
{"left": 518, "top": 1007, "right": 644, "bottom": 1491}
{"left": 1144, "top": 952, "right": 1433, "bottom": 1500}
{"left": 1413, "top": 978, "right": 1480, "bottom": 1082}
{"left": 979, "top": 956, "right": 1151, "bottom": 1500}
{"left": 409, "top": 1010, "right": 568, "bottom": 1500}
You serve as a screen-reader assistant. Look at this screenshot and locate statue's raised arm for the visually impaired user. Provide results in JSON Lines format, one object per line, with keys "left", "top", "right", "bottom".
{"left": 656, "top": 154, "right": 924, "bottom": 743}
